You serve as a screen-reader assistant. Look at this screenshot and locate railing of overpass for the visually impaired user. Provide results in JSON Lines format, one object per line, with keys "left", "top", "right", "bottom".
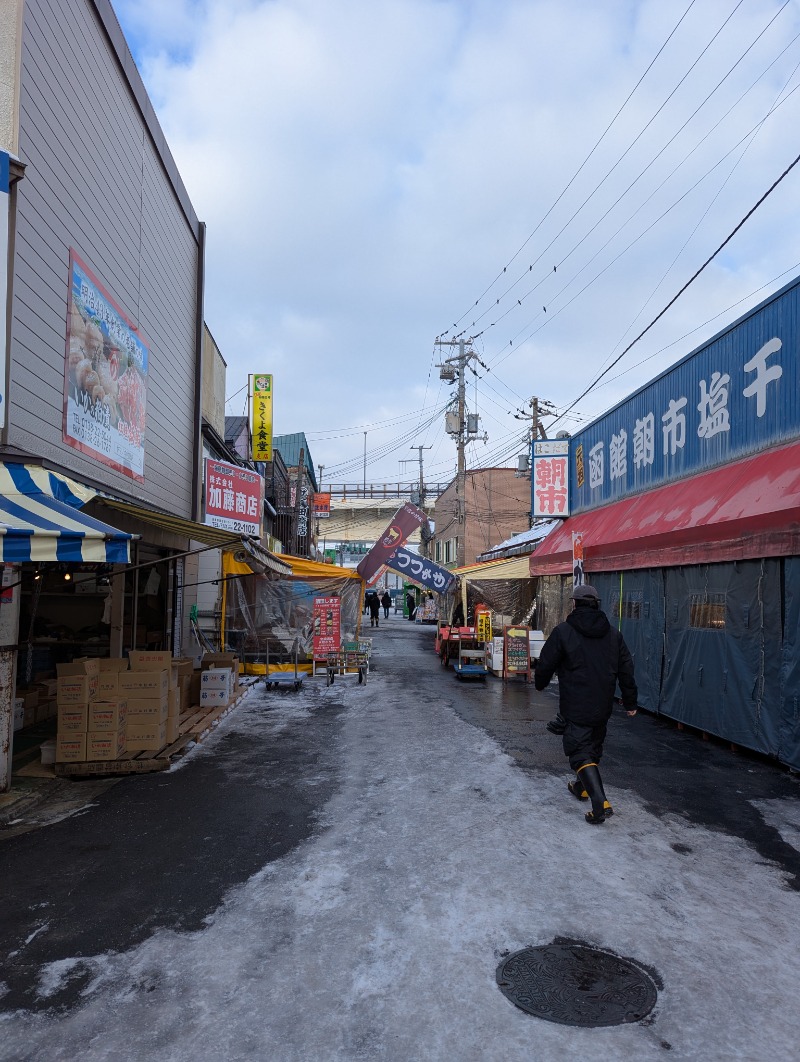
{"left": 323, "top": 484, "right": 450, "bottom": 500}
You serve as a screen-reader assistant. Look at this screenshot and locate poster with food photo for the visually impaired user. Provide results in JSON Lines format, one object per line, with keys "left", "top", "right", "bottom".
{"left": 63, "top": 250, "right": 148, "bottom": 481}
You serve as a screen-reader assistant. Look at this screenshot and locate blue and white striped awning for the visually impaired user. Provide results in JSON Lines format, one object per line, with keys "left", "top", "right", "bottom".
{"left": 0, "top": 463, "right": 133, "bottom": 564}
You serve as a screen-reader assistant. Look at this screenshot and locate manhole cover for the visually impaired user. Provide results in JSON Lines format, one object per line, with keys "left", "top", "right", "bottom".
{"left": 496, "top": 942, "right": 658, "bottom": 1027}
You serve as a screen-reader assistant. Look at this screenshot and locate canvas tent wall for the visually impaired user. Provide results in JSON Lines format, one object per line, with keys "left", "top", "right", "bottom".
{"left": 448, "top": 555, "right": 536, "bottom": 627}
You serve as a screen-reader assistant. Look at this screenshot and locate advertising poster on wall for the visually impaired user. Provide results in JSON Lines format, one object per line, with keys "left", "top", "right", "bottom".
{"left": 63, "top": 251, "right": 148, "bottom": 481}
{"left": 203, "top": 458, "right": 264, "bottom": 536}
{"left": 572, "top": 532, "right": 585, "bottom": 586}
{"left": 312, "top": 596, "right": 341, "bottom": 656}
{"left": 250, "top": 374, "right": 273, "bottom": 461}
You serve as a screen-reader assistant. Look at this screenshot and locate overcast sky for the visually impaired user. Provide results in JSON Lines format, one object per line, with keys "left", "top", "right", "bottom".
{"left": 113, "top": 0, "right": 800, "bottom": 487}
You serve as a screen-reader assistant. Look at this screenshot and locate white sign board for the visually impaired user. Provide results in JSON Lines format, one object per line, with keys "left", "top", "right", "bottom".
{"left": 531, "top": 439, "right": 570, "bottom": 518}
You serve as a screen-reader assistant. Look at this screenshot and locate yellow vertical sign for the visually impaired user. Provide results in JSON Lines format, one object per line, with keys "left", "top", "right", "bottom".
{"left": 250, "top": 374, "right": 273, "bottom": 461}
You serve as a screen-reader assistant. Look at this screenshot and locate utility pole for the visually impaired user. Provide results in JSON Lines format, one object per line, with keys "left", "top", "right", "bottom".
{"left": 436, "top": 337, "right": 482, "bottom": 568}
{"left": 410, "top": 444, "right": 432, "bottom": 558}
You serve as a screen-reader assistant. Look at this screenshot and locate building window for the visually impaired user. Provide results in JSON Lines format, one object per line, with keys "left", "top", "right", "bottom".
{"left": 435, "top": 541, "right": 441, "bottom": 562}
{"left": 689, "top": 592, "right": 726, "bottom": 630}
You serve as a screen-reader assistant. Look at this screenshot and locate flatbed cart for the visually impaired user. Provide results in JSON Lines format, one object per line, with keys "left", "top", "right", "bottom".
{"left": 325, "top": 641, "right": 370, "bottom": 686}
{"left": 453, "top": 641, "right": 488, "bottom": 680}
{"left": 264, "top": 638, "right": 306, "bottom": 691}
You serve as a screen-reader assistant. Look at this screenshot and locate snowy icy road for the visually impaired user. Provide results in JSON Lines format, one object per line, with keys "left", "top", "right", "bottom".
{"left": 2, "top": 617, "right": 800, "bottom": 1061}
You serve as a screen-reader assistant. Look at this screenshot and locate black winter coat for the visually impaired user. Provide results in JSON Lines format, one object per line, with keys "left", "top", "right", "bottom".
{"left": 534, "top": 607, "right": 637, "bottom": 725}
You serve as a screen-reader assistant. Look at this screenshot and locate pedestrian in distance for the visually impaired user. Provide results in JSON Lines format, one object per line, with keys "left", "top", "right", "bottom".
{"left": 381, "top": 590, "right": 391, "bottom": 620}
{"left": 368, "top": 590, "right": 381, "bottom": 628}
{"left": 406, "top": 591, "right": 416, "bottom": 621}
{"left": 534, "top": 584, "right": 638, "bottom": 825}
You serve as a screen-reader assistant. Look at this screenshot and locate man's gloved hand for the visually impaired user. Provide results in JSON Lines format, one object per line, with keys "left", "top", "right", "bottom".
{"left": 546, "top": 713, "right": 566, "bottom": 735}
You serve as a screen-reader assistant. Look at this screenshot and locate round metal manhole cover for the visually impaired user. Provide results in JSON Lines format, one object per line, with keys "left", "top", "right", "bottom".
{"left": 496, "top": 942, "right": 659, "bottom": 1027}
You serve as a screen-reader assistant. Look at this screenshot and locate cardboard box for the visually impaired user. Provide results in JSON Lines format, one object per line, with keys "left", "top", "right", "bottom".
{"left": 201, "top": 668, "right": 232, "bottom": 691}
{"left": 172, "top": 658, "right": 195, "bottom": 678}
{"left": 58, "top": 705, "right": 90, "bottom": 733}
{"left": 201, "top": 653, "right": 239, "bottom": 674}
{"left": 87, "top": 730, "right": 126, "bottom": 761}
{"left": 89, "top": 700, "right": 127, "bottom": 732}
{"left": 199, "top": 688, "right": 228, "bottom": 707}
{"left": 56, "top": 734, "right": 87, "bottom": 762}
{"left": 97, "top": 672, "right": 120, "bottom": 697}
{"left": 126, "top": 720, "right": 167, "bottom": 750}
{"left": 119, "top": 670, "right": 169, "bottom": 696}
{"left": 126, "top": 701, "right": 168, "bottom": 725}
{"left": 129, "top": 651, "right": 173, "bottom": 671}
{"left": 168, "top": 688, "right": 180, "bottom": 717}
{"left": 34, "top": 703, "right": 52, "bottom": 725}
{"left": 56, "top": 658, "right": 100, "bottom": 680}
{"left": 98, "top": 657, "right": 129, "bottom": 673}
{"left": 179, "top": 676, "right": 192, "bottom": 711}
{"left": 189, "top": 672, "right": 202, "bottom": 707}
{"left": 166, "top": 715, "right": 180, "bottom": 743}
{"left": 16, "top": 689, "right": 39, "bottom": 710}
{"left": 57, "top": 675, "right": 99, "bottom": 705}
{"left": 35, "top": 679, "right": 59, "bottom": 698}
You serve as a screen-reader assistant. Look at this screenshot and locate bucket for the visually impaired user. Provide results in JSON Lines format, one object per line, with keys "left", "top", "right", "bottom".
{"left": 40, "top": 739, "right": 57, "bottom": 766}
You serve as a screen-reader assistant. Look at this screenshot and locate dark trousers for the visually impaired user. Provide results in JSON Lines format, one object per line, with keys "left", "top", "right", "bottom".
{"left": 562, "top": 721, "right": 607, "bottom": 772}
{"left": 383, "top": 608, "right": 389, "bottom": 618}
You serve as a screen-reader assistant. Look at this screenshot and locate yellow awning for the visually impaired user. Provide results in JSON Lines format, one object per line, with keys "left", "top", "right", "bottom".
{"left": 452, "top": 555, "right": 532, "bottom": 580}
{"left": 95, "top": 498, "right": 291, "bottom": 575}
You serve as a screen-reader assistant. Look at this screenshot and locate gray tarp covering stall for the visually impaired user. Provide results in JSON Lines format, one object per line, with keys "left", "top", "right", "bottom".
{"left": 779, "top": 557, "right": 800, "bottom": 769}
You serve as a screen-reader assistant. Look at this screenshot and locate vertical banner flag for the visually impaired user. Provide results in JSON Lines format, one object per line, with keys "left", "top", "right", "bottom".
{"left": 356, "top": 502, "right": 426, "bottom": 583}
{"left": 0, "top": 152, "right": 9, "bottom": 433}
{"left": 572, "top": 532, "right": 585, "bottom": 586}
{"left": 250, "top": 374, "right": 273, "bottom": 461}
{"left": 63, "top": 251, "right": 148, "bottom": 481}
{"left": 532, "top": 439, "right": 570, "bottom": 518}
{"left": 313, "top": 596, "right": 341, "bottom": 656}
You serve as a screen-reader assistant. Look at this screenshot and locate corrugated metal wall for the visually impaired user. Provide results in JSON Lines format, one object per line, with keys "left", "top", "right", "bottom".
{"left": 9, "top": 0, "right": 199, "bottom": 517}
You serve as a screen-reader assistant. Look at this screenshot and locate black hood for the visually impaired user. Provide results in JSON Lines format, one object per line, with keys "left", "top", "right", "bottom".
{"left": 566, "top": 606, "right": 611, "bottom": 639}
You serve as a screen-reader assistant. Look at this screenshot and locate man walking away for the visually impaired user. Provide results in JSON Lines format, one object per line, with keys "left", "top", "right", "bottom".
{"left": 406, "top": 591, "right": 416, "bottom": 621}
{"left": 534, "top": 584, "right": 637, "bottom": 825}
{"left": 381, "top": 590, "right": 391, "bottom": 620}
{"left": 368, "top": 591, "right": 381, "bottom": 628}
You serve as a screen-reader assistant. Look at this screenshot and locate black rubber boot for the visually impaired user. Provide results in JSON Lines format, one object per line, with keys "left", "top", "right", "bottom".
{"left": 576, "top": 763, "right": 606, "bottom": 824}
{"left": 567, "top": 777, "right": 588, "bottom": 801}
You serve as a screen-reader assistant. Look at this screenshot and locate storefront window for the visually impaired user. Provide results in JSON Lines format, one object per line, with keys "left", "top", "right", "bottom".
{"left": 689, "top": 592, "right": 727, "bottom": 630}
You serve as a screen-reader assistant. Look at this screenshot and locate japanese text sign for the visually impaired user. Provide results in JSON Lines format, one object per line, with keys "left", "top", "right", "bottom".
{"left": 203, "top": 458, "right": 264, "bottom": 537}
{"left": 503, "top": 625, "right": 531, "bottom": 680}
{"left": 250, "top": 374, "right": 273, "bottom": 462}
{"left": 313, "top": 596, "right": 341, "bottom": 656}
{"left": 531, "top": 439, "right": 570, "bottom": 518}
{"left": 356, "top": 502, "right": 426, "bottom": 583}
{"left": 313, "top": 493, "right": 331, "bottom": 518}
{"left": 570, "top": 278, "right": 800, "bottom": 513}
{"left": 385, "top": 546, "right": 455, "bottom": 594}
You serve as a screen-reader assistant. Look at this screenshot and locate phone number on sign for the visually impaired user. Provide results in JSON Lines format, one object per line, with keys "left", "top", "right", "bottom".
{"left": 207, "top": 516, "right": 260, "bottom": 535}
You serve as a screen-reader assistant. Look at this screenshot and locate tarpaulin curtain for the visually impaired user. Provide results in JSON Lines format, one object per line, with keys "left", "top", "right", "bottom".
{"left": 463, "top": 578, "right": 538, "bottom": 628}
{"left": 779, "top": 558, "right": 800, "bottom": 770}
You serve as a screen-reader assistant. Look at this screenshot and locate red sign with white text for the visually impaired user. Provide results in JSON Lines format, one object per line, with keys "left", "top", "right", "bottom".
{"left": 313, "top": 596, "right": 341, "bottom": 655}
{"left": 203, "top": 458, "right": 264, "bottom": 537}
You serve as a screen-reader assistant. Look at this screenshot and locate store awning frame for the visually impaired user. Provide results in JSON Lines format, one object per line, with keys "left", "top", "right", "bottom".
{"left": 529, "top": 439, "right": 800, "bottom": 576}
{"left": 0, "top": 463, "right": 133, "bottom": 564}
{"left": 96, "top": 497, "right": 292, "bottom": 576}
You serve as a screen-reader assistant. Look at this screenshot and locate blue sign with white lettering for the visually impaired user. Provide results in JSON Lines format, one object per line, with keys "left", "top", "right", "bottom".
{"left": 570, "top": 274, "right": 800, "bottom": 514}
{"left": 385, "top": 546, "right": 456, "bottom": 594}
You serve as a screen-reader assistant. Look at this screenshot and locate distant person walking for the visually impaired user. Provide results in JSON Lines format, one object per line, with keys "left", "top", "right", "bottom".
{"left": 406, "top": 591, "right": 416, "bottom": 621}
{"left": 368, "top": 591, "right": 381, "bottom": 628}
{"left": 381, "top": 591, "right": 391, "bottom": 619}
{"left": 534, "top": 584, "right": 638, "bottom": 825}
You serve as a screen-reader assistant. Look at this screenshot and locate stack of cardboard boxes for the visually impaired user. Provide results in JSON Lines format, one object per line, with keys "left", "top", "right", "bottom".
{"left": 56, "top": 658, "right": 127, "bottom": 764}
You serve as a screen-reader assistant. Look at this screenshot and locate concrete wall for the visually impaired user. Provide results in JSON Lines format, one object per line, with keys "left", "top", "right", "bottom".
{"left": 0, "top": 0, "right": 22, "bottom": 156}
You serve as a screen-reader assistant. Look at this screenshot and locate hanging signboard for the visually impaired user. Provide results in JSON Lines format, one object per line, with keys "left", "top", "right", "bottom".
{"left": 356, "top": 502, "right": 426, "bottom": 583}
{"left": 476, "top": 609, "right": 492, "bottom": 643}
{"left": 503, "top": 625, "right": 531, "bottom": 681}
{"left": 0, "top": 152, "right": 9, "bottom": 434}
{"left": 250, "top": 374, "right": 273, "bottom": 461}
{"left": 384, "top": 546, "right": 455, "bottom": 594}
{"left": 531, "top": 439, "right": 569, "bottom": 518}
{"left": 203, "top": 458, "right": 264, "bottom": 536}
{"left": 572, "top": 532, "right": 585, "bottom": 586}
{"left": 63, "top": 250, "right": 148, "bottom": 481}
{"left": 313, "top": 493, "right": 332, "bottom": 518}
{"left": 312, "top": 596, "right": 341, "bottom": 656}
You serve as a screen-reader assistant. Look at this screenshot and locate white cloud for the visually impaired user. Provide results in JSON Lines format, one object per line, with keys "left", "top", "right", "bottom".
{"left": 115, "top": 0, "right": 800, "bottom": 482}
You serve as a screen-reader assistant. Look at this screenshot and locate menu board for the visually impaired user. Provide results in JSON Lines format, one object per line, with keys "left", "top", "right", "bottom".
{"left": 503, "top": 625, "right": 531, "bottom": 681}
{"left": 312, "top": 596, "right": 341, "bottom": 656}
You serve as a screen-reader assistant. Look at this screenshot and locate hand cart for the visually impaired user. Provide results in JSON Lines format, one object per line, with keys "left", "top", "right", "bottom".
{"left": 325, "top": 641, "right": 370, "bottom": 686}
{"left": 264, "top": 638, "right": 306, "bottom": 691}
{"left": 453, "top": 636, "right": 488, "bottom": 680}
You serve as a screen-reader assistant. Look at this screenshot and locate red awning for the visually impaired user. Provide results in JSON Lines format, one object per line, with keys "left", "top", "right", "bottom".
{"left": 530, "top": 439, "right": 800, "bottom": 575}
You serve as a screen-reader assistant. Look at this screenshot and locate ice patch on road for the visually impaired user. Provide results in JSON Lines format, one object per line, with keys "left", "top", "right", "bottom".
{"left": 751, "top": 797, "right": 800, "bottom": 854}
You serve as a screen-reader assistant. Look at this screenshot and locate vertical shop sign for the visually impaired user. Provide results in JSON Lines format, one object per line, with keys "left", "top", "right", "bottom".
{"left": 356, "top": 502, "right": 427, "bottom": 583}
{"left": 63, "top": 251, "right": 148, "bottom": 481}
{"left": 503, "top": 625, "right": 531, "bottom": 681}
{"left": 532, "top": 439, "right": 570, "bottom": 517}
{"left": 0, "top": 152, "right": 9, "bottom": 434}
{"left": 250, "top": 374, "right": 273, "bottom": 461}
{"left": 572, "top": 532, "right": 585, "bottom": 586}
{"left": 204, "top": 458, "right": 264, "bottom": 536}
{"left": 312, "top": 596, "right": 341, "bottom": 656}
{"left": 476, "top": 609, "right": 492, "bottom": 643}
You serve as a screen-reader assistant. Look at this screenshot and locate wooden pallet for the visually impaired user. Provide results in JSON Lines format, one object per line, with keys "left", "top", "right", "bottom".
{"left": 54, "top": 688, "right": 248, "bottom": 777}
